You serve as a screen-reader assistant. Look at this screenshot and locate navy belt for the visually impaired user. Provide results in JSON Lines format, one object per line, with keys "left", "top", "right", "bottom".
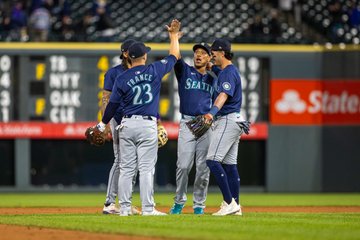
{"left": 123, "top": 115, "right": 155, "bottom": 120}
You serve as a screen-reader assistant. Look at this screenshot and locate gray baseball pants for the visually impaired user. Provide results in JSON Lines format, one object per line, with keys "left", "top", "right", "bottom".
{"left": 118, "top": 115, "right": 158, "bottom": 213}
{"left": 174, "top": 117, "right": 211, "bottom": 209}
{"left": 206, "top": 113, "right": 244, "bottom": 164}
{"left": 104, "top": 118, "right": 137, "bottom": 205}
{"left": 104, "top": 118, "right": 120, "bottom": 205}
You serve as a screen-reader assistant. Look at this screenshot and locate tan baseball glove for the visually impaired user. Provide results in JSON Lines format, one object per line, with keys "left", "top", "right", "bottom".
{"left": 157, "top": 123, "right": 168, "bottom": 148}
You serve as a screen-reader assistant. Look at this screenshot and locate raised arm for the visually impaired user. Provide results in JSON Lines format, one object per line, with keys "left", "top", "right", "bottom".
{"left": 166, "top": 19, "right": 181, "bottom": 60}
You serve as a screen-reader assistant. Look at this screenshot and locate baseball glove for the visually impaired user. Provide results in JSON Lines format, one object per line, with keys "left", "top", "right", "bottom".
{"left": 85, "top": 126, "right": 106, "bottom": 146}
{"left": 158, "top": 124, "right": 168, "bottom": 148}
{"left": 186, "top": 115, "right": 212, "bottom": 139}
{"left": 237, "top": 120, "right": 251, "bottom": 135}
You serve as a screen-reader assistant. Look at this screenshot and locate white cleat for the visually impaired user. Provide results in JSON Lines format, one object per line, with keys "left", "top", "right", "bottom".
{"left": 233, "top": 206, "right": 243, "bottom": 216}
{"left": 102, "top": 203, "right": 120, "bottom": 214}
{"left": 212, "top": 198, "right": 240, "bottom": 216}
{"left": 119, "top": 209, "right": 131, "bottom": 217}
{"left": 142, "top": 209, "right": 167, "bottom": 216}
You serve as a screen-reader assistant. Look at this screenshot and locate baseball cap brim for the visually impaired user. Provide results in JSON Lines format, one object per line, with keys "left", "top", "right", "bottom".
{"left": 120, "top": 39, "right": 136, "bottom": 59}
{"left": 211, "top": 38, "right": 231, "bottom": 52}
{"left": 138, "top": 46, "right": 151, "bottom": 57}
{"left": 129, "top": 43, "right": 152, "bottom": 59}
{"left": 193, "top": 44, "right": 211, "bottom": 55}
{"left": 144, "top": 46, "right": 151, "bottom": 53}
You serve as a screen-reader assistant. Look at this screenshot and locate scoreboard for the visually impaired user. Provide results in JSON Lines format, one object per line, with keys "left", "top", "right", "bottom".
{"left": 172, "top": 55, "right": 269, "bottom": 123}
{"left": 238, "top": 56, "right": 269, "bottom": 123}
{"left": 0, "top": 45, "right": 269, "bottom": 140}
{"left": 25, "top": 55, "right": 122, "bottom": 123}
{"left": 0, "top": 55, "right": 13, "bottom": 122}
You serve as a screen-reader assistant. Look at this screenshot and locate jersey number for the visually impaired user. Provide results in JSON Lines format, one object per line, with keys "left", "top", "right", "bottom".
{"left": 133, "top": 84, "right": 153, "bottom": 105}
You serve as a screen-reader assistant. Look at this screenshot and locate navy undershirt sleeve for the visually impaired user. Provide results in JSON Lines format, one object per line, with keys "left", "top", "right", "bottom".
{"left": 102, "top": 102, "right": 120, "bottom": 124}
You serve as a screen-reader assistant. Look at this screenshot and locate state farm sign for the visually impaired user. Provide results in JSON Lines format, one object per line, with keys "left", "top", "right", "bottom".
{"left": 271, "top": 80, "right": 360, "bottom": 124}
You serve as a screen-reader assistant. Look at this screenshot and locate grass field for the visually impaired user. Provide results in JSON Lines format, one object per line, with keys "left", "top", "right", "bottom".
{"left": 0, "top": 193, "right": 359, "bottom": 240}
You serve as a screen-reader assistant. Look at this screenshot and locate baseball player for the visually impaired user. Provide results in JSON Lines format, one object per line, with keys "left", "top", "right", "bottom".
{"left": 95, "top": 19, "right": 181, "bottom": 216}
{"left": 101, "top": 39, "right": 141, "bottom": 215}
{"left": 169, "top": 43, "right": 215, "bottom": 215}
{"left": 204, "top": 38, "right": 245, "bottom": 216}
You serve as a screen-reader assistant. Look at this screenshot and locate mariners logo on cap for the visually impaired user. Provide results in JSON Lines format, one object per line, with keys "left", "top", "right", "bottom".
{"left": 222, "top": 82, "right": 231, "bottom": 90}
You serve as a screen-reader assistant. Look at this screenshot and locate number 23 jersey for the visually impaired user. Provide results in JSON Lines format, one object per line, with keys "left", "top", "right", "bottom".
{"left": 110, "top": 55, "right": 177, "bottom": 117}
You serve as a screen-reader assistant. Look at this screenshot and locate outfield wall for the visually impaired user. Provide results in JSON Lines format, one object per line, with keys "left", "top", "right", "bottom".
{"left": 0, "top": 43, "right": 359, "bottom": 192}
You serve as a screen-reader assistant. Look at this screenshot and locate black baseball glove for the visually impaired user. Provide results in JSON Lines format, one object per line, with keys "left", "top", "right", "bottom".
{"left": 186, "top": 115, "right": 212, "bottom": 139}
{"left": 237, "top": 120, "right": 251, "bottom": 135}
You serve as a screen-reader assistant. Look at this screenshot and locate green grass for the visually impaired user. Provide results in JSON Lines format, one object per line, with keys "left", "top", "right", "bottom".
{"left": 0, "top": 193, "right": 359, "bottom": 240}
{"left": 0, "top": 213, "right": 359, "bottom": 240}
{"left": 0, "top": 193, "right": 359, "bottom": 207}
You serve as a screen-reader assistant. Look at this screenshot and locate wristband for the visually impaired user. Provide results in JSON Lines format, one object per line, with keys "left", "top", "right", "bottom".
{"left": 96, "top": 122, "right": 106, "bottom": 132}
{"left": 209, "top": 106, "right": 219, "bottom": 117}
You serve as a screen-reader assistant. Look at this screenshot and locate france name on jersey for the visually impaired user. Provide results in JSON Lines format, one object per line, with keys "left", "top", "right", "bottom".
{"left": 174, "top": 59, "right": 215, "bottom": 116}
{"left": 213, "top": 64, "right": 242, "bottom": 116}
{"left": 110, "top": 55, "right": 177, "bottom": 117}
{"left": 104, "top": 64, "right": 126, "bottom": 124}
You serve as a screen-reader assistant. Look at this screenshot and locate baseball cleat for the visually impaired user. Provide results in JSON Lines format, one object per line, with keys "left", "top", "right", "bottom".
{"left": 193, "top": 207, "right": 204, "bottom": 215}
{"left": 131, "top": 206, "right": 141, "bottom": 215}
{"left": 142, "top": 209, "right": 167, "bottom": 216}
{"left": 102, "top": 203, "right": 120, "bottom": 214}
{"left": 119, "top": 209, "right": 131, "bottom": 216}
{"left": 232, "top": 205, "right": 243, "bottom": 216}
{"left": 212, "top": 198, "right": 240, "bottom": 216}
{"left": 169, "top": 203, "right": 184, "bottom": 214}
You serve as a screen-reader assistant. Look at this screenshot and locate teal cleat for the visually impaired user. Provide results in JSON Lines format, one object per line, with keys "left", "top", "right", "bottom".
{"left": 194, "top": 207, "right": 204, "bottom": 215}
{"left": 169, "top": 203, "right": 184, "bottom": 214}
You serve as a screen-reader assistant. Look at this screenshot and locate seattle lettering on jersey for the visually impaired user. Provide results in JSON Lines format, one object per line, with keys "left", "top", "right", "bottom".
{"left": 185, "top": 78, "right": 214, "bottom": 96}
{"left": 126, "top": 74, "right": 153, "bottom": 88}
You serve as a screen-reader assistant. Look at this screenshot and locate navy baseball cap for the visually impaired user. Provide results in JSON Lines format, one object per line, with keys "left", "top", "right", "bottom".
{"left": 128, "top": 42, "right": 151, "bottom": 59}
{"left": 120, "top": 39, "right": 136, "bottom": 59}
{"left": 193, "top": 42, "right": 211, "bottom": 56}
{"left": 211, "top": 38, "right": 231, "bottom": 52}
